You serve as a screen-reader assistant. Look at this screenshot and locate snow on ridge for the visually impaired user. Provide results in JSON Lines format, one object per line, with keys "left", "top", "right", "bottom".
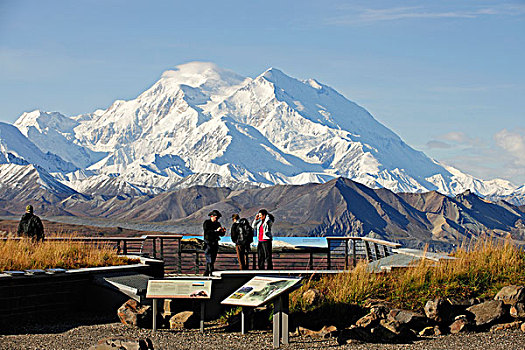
{"left": 5, "top": 62, "right": 523, "bottom": 203}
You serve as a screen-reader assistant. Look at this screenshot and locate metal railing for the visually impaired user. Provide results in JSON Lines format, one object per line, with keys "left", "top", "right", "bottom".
{"left": 326, "top": 236, "right": 402, "bottom": 269}
{"left": 2, "top": 235, "right": 401, "bottom": 273}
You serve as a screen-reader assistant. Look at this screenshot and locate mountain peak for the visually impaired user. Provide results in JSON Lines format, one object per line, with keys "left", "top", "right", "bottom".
{"left": 160, "top": 61, "right": 246, "bottom": 89}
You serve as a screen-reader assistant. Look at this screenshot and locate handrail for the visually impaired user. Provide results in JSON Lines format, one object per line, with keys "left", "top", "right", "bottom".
{"left": 325, "top": 236, "right": 401, "bottom": 248}
{"left": 2, "top": 235, "right": 400, "bottom": 272}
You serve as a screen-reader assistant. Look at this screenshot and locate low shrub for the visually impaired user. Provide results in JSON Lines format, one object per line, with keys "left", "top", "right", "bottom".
{"left": 291, "top": 237, "right": 525, "bottom": 314}
{"left": 0, "top": 237, "right": 139, "bottom": 271}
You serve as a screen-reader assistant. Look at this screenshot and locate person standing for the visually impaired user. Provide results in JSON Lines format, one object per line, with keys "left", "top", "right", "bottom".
{"left": 231, "top": 214, "right": 253, "bottom": 270}
{"left": 17, "top": 205, "right": 45, "bottom": 242}
{"left": 202, "top": 210, "right": 226, "bottom": 276}
{"left": 252, "top": 209, "right": 274, "bottom": 270}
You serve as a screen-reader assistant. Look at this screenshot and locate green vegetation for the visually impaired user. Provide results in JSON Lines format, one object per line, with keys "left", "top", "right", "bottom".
{"left": 291, "top": 238, "right": 525, "bottom": 314}
{"left": 0, "top": 237, "right": 139, "bottom": 271}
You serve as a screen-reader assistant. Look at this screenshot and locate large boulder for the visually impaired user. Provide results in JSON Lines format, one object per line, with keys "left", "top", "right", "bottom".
{"left": 387, "top": 309, "right": 428, "bottom": 331}
{"left": 449, "top": 315, "right": 471, "bottom": 334}
{"left": 169, "top": 311, "right": 198, "bottom": 329}
{"left": 494, "top": 285, "right": 525, "bottom": 305}
{"left": 337, "top": 325, "right": 375, "bottom": 345}
{"left": 295, "top": 325, "right": 337, "bottom": 338}
{"left": 355, "top": 312, "right": 382, "bottom": 329}
{"left": 89, "top": 338, "right": 154, "bottom": 350}
{"left": 424, "top": 297, "right": 452, "bottom": 323}
{"left": 510, "top": 303, "right": 525, "bottom": 318}
{"left": 301, "top": 288, "right": 323, "bottom": 307}
{"left": 117, "top": 299, "right": 152, "bottom": 328}
{"left": 466, "top": 300, "right": 506, "bottom": 327}
{"left": 490, "top": 321, "right": 521, "bottom": 332}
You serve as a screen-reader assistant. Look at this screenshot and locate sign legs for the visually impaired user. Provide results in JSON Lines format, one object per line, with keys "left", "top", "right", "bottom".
{"left": 200, "top": 302, "right": 206, "bottom": 332}
{"left": 152, "top": 298, "right": 158, "bottom": 332}
{"left": 272, "top": 294, "right": 290, "bottom": 348}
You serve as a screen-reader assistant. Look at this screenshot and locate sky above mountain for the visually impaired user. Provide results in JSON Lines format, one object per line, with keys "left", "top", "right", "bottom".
{"left": 0, "top": 0, "right": 524, "bottom": 184}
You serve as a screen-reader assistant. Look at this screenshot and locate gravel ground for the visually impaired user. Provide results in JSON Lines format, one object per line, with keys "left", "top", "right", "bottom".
{"left": 2, "top": 320, "right": 525, "bottom": 350}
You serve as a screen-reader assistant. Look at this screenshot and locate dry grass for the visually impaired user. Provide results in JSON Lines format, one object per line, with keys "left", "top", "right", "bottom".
{"left": 0, "top": 236, "right": 139, "bottom": 271}
{"left": 291, "top": 237, "right": 525, "bottom": 313}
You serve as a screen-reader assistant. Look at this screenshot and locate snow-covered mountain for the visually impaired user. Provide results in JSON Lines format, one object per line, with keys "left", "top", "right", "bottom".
{"left": 8, "top": 62, "right": 524, "bottom": 203}
{"left": 0, "top": 122, "right": 76, "bottom": 173}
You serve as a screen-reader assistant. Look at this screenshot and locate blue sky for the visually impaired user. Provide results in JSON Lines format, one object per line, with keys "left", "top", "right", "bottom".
{"left": 1, "top": 0, "right": 524, "bottom": 184}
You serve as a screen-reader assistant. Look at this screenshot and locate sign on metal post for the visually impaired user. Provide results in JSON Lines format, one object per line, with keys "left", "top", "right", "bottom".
{"left": 222, "top": 276, "right": 301, "bottom": 348}
{"left": 146, "top": 278, "right": 213, "bottom": 332}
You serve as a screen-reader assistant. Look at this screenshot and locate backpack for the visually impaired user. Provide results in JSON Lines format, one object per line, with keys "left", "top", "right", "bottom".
{"left": 24, "top": 215, "right": 44, "bottom": 240}
{"left": 239, "top": 218, "right": 254, "bottom": 244}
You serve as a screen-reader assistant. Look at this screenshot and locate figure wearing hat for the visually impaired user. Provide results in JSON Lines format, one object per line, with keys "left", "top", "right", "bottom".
{"left": 202, "top": 210, "right": 226, "bottom": 276}
{"left": 17, "top": 205, "right": 45, "bottom": 241}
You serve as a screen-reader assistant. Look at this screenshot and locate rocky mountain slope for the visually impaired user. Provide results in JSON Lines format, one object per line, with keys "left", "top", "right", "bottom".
{"left": 5, "top": 62, "right": 522, "bottom": 203}
{"left": 2, "top": 168, "right": 523, "bottom": 250}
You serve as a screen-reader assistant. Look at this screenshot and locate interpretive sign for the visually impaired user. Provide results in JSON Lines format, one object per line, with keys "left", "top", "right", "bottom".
{"left": 222, "top": 276, "right": 301, "bottom": 307}
{"left": 146, "top": 279, "right": 212, "bottom": 299}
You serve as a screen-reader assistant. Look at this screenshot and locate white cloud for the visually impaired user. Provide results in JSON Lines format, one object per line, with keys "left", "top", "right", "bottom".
{"left": 327, "top": 4, "right": 525, "bottom": 25}
{"left": 438, "top": 131, "right": 480, "bottom": 146}
{"left": 426, "top": 140, "right": 451, "bottom": 149}
{"left": 494, "top": 128, "right": 525, "bottom": 166}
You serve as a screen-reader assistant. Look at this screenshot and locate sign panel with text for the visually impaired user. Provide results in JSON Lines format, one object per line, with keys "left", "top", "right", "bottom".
{"left": 146, "top": 279, "right": 212, "bottom": 299}
{"left": 222, "top": 276, "right": 301, "bottom": 307}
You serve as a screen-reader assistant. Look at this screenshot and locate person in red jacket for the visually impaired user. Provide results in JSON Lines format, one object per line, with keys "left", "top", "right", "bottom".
{"left": 252, "top": 209, "right": 274, "bottom": 270}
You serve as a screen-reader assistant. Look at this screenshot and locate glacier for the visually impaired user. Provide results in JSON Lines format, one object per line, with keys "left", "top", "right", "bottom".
{"left": 5, "top": 62, "right": 523, "bottom": 204}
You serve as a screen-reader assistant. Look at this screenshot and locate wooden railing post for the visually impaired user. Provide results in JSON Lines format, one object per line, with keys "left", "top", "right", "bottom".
{"left": 352, "top": 238, "right": 357, "bottom": 267}
{"left": 326, "top": 239, "right": 332, "bottom": 270}
{"left": 177, "top": 237, "right": 182, "bottom": 274}
{"left": 195, "top": 250, "right": 200, "bottom": 274}
{"left": 152, "top": 237, "right": 157, "bottom": 258}
{"left": 364, "top": 241, "right": 371, "bottom": 262}
{"left": 308, "top": 252, "right": 314, "bottom": 270}
{"left": 344, "top": 239, "right": 349, "bottom": 270}
{"left": 374, "top": 243, "right": 380, "bottom": 260}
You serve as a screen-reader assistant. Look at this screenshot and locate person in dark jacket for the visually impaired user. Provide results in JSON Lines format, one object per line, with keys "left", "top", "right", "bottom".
{"left": 252, "top": 209, "right": 274, "bottom": 270}
{"left": 202, "top": 209, "right": 226, "bottom": 276}
{"left": 17, "top": 205, "right": 45, "bottom": 242}
{"left": 231, "top": 214, "right": 252, "bottom": 270}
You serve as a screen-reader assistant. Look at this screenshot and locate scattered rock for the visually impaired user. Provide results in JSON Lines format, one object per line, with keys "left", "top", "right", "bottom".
{"left": 387, "top": 309, "right": 428, "bottom": 331}
{"left": 302, "top": 288, "right": 323, "bottom": 306}
{"left": 295, "top": 325, "right": 337, "bottom": 338}
{"left": 449, "top": 315, "right": 470, "bottom": 334}
{"left": 375, "top": 319, "right": 416, "bottom": 343}
{"left": 490, "top": 321, "right": 521, "bottom": 332}
{"left": 169, "top": 311, "right": 197, "bottom": 329}
{"left": 466, "top": 300, "right": 506, "bottom": 327}
{"left": 510, "top": 303, "right": 525, "bottom": 318}
{"left": 117, "top": 299, "right": 152, "bottom": 328}
{"left": 337, "top": 325, "right": 374, "bottom": 344}
{"left": 418, "top": 325, "right": 443, "bottom": 337}
{"left": 494, "top": 285, "right": 525, "bottom": 305}
{"left": 89, "top": 337, "right": 154, "bottom": 350}
{"left": 425, "top": 297, "right": 451, "bottom": 323}
{"left": 355, "top": 311, "right": 382, "bottom": 329}
{"left": 419, "top": 326, "right": 435, "bottom": 336}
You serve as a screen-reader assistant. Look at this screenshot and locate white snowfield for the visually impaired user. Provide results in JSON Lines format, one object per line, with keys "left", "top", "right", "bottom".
{"left": 5, "top": 62, "right": 523, "bottom": 203}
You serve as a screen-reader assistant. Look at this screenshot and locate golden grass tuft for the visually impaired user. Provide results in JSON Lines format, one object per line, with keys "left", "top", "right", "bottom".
{"left": 0, "top": 236, "right": 139, "bottom": 271}
{"left": 291, "top": 237, "right": 525, "bottom": 313}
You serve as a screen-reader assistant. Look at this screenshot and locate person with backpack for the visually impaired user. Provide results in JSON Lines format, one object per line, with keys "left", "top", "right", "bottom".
{"left": 202, "top": 209, "right": 226, "bottom": 276}
{"left": 230, "top": 214, "right": 253, "bottom": 270}
{"left": 17, "top": 205, "right": 45, "bottom": 242}
{"left": 252, "top": 209, "right": 274, "bottom": 270}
